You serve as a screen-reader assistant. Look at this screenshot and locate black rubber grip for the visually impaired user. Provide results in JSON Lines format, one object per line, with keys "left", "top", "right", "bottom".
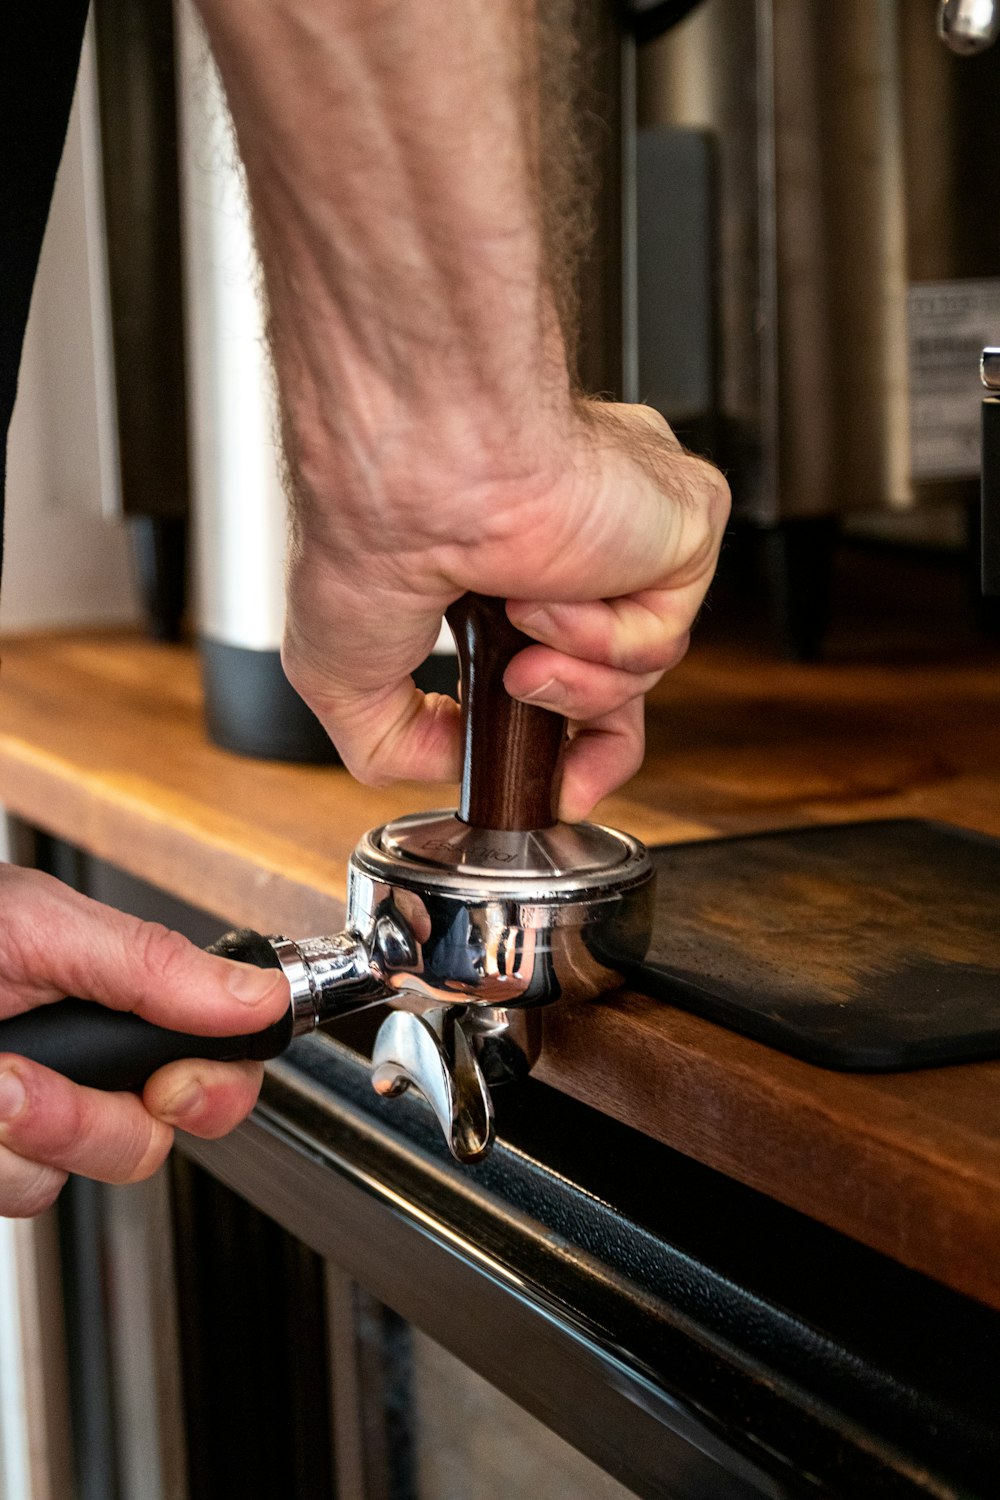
{"left": 0, "top": 929, "right": 295, "bottom": 1092}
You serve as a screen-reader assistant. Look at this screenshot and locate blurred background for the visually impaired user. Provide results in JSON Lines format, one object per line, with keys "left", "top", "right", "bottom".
{"left": 3, "top": 5, "right": 1000, "bottom": 1496}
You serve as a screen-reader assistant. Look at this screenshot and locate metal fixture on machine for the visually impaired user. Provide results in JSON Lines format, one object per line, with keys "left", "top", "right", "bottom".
{"left": 939, "top": 0, "right": 1000, "bottom": 54}
{"left": 0, "top": 596, "right": 653, "bottom": 1163}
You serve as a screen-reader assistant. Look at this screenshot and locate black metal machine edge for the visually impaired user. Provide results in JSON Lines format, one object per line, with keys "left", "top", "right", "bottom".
{"left": 180, "top": 1029, "right": 1000, "bottom": 1500}
{"left": 620, "top": 0, "right": 706, "bottom": 45}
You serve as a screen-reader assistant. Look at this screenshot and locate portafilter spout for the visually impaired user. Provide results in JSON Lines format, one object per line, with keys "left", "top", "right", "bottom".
{"left": 0, "top": 596, "right": 653, "bottom": 1162}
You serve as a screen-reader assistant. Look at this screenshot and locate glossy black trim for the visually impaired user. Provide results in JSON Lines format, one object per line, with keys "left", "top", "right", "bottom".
{"left": 621, "top": 0, "right": 706, "bottom": 45}
{"left": 181, "top": 1029, "right": 1000, "bottom": 1500}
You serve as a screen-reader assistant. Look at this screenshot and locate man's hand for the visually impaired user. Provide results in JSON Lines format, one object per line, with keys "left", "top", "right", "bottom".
{"left": 0, "top": 866, "right": 289, "bottom": 1217}
{"left": 282, "top": 400, "right": 729, "bottom": 822}
{"left": 193, "top": 0, "right": 730, "bottom": 818}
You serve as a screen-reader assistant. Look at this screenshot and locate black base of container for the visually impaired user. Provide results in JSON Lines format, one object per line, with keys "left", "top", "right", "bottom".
{"left": 200, "top": 639, "right": 460, "bottom": 764}
{"left": 200, "top": 639, "right": 339, "bottom": 763}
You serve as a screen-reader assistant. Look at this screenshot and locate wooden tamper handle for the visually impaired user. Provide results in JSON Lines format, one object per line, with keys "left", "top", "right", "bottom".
{"left": 445, "top": 594, "right": 567, "bottom": 831}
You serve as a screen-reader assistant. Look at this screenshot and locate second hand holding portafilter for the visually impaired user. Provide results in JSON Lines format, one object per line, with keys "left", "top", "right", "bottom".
{"left": 0, "top": 597, "right": 653, "bottom": 1162}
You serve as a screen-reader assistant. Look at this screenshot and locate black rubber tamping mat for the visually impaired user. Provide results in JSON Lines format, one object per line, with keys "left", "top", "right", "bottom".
{"left": 627, "top": 818, "right": 1000, "bottom": 1071}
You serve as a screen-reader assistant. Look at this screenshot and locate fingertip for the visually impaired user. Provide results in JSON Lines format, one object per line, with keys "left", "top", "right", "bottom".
{"left": 558, "top": 705, "right": 646, "bottom": 822}
{"left": 220, "top": 961, "right": 290, "bottom": 1014}
{"left": 332, "top": 689, "right": 462, "bottom": 787}
{"left": 505, "top": 601, "right": 556, "bottom": 639}
{"left": 150, "top": 1075, "right": 205, "bottom": 1125}
{"left": 146, "top": 1060, "right": 264, "bottom": 1139}
{"left": 132, "top": 944, "right": 290, "bottom": 1038}
{"left": 556, "top": 780, "right": 598, "bottom": 825}
{"left": 0, "top": 1064, "right": 28, "bottom": 1124}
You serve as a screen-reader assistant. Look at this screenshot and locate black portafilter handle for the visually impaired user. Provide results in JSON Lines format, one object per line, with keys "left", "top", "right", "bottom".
{"left": 0, "top": 929, "right": 294, "bottom": 1093}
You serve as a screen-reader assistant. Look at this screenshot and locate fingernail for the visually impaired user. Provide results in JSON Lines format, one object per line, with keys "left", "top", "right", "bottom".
{"left": 516, "top": 677, "right": 566, "bottom": 709}
{"left": 158, "top": 1080, "right": 205, "bottom": 1124}
{"left": 512, "top": 606, "right": 552, "bottom": 635}
{"left": 225, "top": 964, "right": 285, "bottom": 1007}
{"left": 0, "top": 1068, "right": 27, "bottom": 1122}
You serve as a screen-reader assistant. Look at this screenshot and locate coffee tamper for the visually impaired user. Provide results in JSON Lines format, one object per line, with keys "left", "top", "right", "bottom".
{"left": 0, "top": 596, "right": 653, "bottom": 1162}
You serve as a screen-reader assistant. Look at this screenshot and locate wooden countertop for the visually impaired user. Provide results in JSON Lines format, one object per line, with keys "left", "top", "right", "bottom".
{"left": 2, "top": 612, "right": 1000, "bottom": 1309}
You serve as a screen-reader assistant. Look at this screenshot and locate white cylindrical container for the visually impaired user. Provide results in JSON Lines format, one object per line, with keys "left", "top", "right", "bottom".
{"left": 177, "top": 3, "right": 456, "bottom": 759}
{"left": 177, "top": 2, "right": 337, "bottom": 759}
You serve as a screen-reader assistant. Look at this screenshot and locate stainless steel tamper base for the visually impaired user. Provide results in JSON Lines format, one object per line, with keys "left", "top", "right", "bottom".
{"left": 278, "top": 811, "right": 654, "bottom": 1162}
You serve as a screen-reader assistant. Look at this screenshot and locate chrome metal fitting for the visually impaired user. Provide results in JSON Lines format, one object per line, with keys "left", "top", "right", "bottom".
{"left": 939, "top": 0, "right": 1000, "bottom": 55}
{"left": 270, "top": 811, "right": 654, "bottom": 1163}
{"left": 347, "top": 811, "right": 653, "bottom": 1010}
{"left": 350, "top": 811, "right": 654, "bottom": 1161}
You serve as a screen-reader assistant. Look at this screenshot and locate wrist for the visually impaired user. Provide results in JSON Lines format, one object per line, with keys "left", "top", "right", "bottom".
{"left": 281, "top": 359, "right": 578, "bottom": 546}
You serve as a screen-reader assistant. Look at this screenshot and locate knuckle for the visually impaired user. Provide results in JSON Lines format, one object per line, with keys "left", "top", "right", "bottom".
{"left": 2, "top": 1157, "right": 67, "bottom": 1218}
{"left": 341, "top": 743, "right": 391, "bottom": 786}
{"left": 618, "top": 717, "right": 647, "bottom": 781}
{"left": 44, "top": 1091, "right": 87, "bottom": 1160}
{"left": 667, "top": 633, "right": 691, "bottom": 671}
{"left": 137, "top": 922, "right": 198, "bottom": 991}
{"left": 696, "top": 459, "right": 732, "bottom": 529}
{"left": 280, "top": 641, "right": 311, "bottom": 701}
{"left": 0, "top": 1071, "right": 86, "bottom": 1161}
{"left": 633, "top": 403, "right": 677, "bottom": 440}
{"left": 615, "top": 629, "right": 675, "bottom": 674}
{"left": 622, "top": 737, "right": 645, "bottom": 780}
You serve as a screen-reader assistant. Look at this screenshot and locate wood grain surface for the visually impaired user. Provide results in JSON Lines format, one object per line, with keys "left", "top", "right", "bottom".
{"left": 2, "top": 627, "right": 1000, "bottom": 1307}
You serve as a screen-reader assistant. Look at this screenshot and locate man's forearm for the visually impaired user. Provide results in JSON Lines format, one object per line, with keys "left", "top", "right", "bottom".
{"left": 189, "top": 0, "right": 730, "bottom": 813}
{"left": 192, "top": 0, "right": 573, "bottom": 529}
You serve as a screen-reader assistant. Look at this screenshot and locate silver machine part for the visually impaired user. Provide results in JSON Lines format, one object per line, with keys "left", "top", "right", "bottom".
{"left": 939, "top": 0, "right": 1000, "bottom": 55}
{"left": 269, "top": 933, "right": 386, "bottom": 1034}
{"left": 640, "top": 0, "right": 1000, "bottom": 523}
{"left": 982, "top": 348, "right": 1000, "bottom": 390}
{"left": 269, "top": 813, "right": 655, "bottom": 1163}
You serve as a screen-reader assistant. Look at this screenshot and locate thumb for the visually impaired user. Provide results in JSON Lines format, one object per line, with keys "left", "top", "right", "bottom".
{"left": 0, "top": 868, "right": 289, "bottom": 1036}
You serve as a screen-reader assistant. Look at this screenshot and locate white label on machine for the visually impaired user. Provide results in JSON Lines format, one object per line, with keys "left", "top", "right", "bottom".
{"left": 907, "top": 278, "right": 1000, "bottom": 481}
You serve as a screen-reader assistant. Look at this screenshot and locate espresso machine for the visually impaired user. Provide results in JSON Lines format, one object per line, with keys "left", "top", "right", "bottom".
{"left": 635, "top": 0, "right": 1000, "bottom": 651}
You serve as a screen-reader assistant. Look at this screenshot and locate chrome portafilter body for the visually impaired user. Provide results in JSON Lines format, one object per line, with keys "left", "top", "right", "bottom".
{"left": 337, "top": 810, "right": 654, "bottom": 1162}
{"left": 348, "top": 811, "right": 653, "bottom": 1009}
